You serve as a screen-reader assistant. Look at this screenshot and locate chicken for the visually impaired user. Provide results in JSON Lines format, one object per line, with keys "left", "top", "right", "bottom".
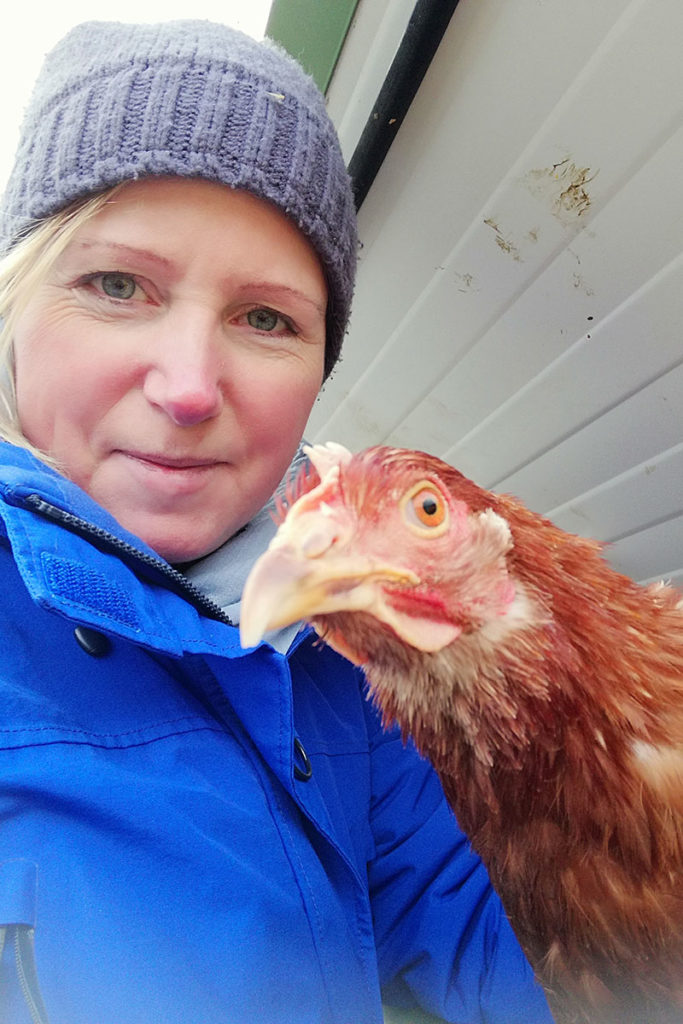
{"left": 240, "top": 442, "right": 683, "bottom": 1024}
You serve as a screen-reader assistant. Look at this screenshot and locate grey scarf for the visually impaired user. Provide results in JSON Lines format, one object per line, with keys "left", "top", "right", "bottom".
{"left": 182, "top": 445, "right": 309, "bottom": 654}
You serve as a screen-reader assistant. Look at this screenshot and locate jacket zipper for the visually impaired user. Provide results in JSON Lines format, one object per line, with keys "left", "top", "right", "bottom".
{"left": 0, "top": 925, "right": 50, "bottom": 1024}
{"left": 13, "top": 927, "right": 49, "bottom": 1024}
{"left": 23, "top": 494, "right": 235, "bottom": 627}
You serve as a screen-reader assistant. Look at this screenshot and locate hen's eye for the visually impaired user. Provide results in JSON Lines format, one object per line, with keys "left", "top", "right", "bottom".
{"left": 411, "top": 489, "right": 445, "bottom": 526}
{"left": 402, "top": 482, "right": 448, "bottom": 534}
{"left": 247, "top": 308, "right": 280, "bottom": 332}
{"left": 100, "top": 273, "right": 137, "bottom": 300}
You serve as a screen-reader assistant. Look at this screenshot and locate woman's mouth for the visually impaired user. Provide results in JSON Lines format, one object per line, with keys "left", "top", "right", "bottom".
{"left": 116, "top": 450, "right": 224, "bottom": 494}
{"left": 126, "top": 451, "right": 220, "bottom": 470}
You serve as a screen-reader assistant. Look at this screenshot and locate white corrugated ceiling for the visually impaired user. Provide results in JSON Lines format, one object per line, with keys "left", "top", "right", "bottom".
{"left": 307, "top": 0, "right": 683, "bottom": 586}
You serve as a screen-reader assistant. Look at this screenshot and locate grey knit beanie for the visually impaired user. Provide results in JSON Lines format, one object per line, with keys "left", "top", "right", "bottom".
{"left": 0, "top": 20, "right": 357, "bottom": 377}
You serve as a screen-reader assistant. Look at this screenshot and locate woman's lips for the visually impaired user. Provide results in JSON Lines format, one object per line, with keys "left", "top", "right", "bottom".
{"left": 117, "top": 449, "right": 224, "bottom": 494}
{"left": 126, "top": 451, "right": 220, "bottom": 470}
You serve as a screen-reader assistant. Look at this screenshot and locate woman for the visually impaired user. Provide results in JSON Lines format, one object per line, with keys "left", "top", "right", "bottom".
{"left": 0, "top": 19, "right": 553, "bottom": 1024}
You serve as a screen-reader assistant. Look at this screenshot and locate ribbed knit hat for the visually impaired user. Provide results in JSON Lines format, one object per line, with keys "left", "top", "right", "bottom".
{"left": 0, "top": 20, "right": 357, "bottom": 377}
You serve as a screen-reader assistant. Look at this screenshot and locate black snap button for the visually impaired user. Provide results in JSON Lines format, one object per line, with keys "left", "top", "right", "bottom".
{"left": 74, "top": 626, "right": 111, "bottom": 658}
{"left": 293, "top": 737, "right": 312, "bottom": 782}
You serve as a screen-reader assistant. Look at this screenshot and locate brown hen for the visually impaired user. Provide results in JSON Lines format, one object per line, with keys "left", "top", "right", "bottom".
{"left": 240, "top": 442, "right": 683, "bottom": 1024}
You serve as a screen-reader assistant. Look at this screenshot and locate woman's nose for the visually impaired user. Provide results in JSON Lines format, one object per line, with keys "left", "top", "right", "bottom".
{"left": 143, "top": 331, "right": 224, "bottom": 427}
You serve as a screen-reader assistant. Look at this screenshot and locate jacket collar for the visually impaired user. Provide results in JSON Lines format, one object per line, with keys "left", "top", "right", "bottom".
{"left": 0, "top": 441, "right": 240, "bottom": 656}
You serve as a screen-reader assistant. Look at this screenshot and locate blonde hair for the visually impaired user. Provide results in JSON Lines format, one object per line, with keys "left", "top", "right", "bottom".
{"left": 0, "top": 186, "right": 122, "bottom": 457}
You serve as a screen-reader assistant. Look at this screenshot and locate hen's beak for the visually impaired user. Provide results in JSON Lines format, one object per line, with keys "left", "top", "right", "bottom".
{"left": 239, "top": 511, "right": 418, "bottom": 649}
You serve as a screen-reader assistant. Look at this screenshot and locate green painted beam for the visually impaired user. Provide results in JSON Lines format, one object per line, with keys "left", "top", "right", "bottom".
{"left": 266, "top": 0, "right": 360, "bottom": 93}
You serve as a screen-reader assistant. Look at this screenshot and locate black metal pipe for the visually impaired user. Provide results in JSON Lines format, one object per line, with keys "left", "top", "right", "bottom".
{"left": 348, "top": 0, "right": 461, "bottom": 210}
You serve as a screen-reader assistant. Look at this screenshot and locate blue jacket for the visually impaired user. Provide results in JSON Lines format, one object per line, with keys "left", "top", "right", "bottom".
{"left": 0, "top": 442, "right": 552, "bottom": 1024}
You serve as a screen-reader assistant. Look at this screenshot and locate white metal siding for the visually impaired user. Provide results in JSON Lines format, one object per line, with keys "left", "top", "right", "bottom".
{"left": 309, "top": 0, "right": 683, "bottom": 585}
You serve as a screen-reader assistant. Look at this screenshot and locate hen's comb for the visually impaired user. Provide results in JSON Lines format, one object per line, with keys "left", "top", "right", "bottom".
{"left": 302, "top": 441, "right": 353, "bottom": 482}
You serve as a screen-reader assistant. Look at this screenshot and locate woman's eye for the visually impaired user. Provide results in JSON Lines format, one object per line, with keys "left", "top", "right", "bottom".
{"left": 246, "top": 307, "right": 291, "bottom": 333}
{"left": 99, "top": 273, "right": 138, "bottom": 300}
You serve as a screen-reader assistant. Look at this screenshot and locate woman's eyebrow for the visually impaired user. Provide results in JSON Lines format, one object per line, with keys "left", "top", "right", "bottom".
{"left": 69, "top": 239, "right": 177, "bottom": 273}
{"left": 235, "top": 281, "right": 327, "bottom": 317}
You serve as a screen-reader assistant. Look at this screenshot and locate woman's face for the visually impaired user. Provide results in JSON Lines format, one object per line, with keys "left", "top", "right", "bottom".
{"left": 13, "top": 178, "right": 327, "bottom": 562}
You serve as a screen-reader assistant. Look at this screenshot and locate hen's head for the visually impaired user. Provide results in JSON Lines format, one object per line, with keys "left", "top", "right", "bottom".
{"left": 241, "top": 443, "right": 524, "bottom": 664}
